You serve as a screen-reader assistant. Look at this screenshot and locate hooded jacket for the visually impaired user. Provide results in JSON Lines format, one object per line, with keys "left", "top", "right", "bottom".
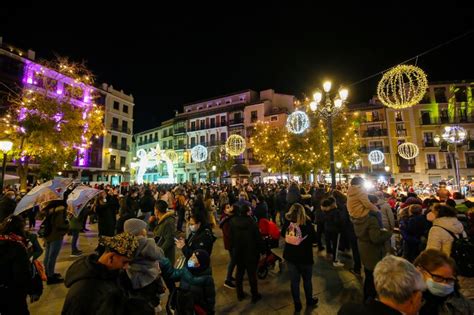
{"left": 182, "top": 224, "right": 216, "bottom": 259}
{"left": 62, "top": 254, "right": 127, "bottom": 315}
{"left": 352, "top": 215, "right": 391, "bottom": 270}
{"left": 426, "top": 216, "right": 464, "bottom": 256}
{"left": 347, "top": 185, "right": 378, "bottom": 219}
{"left": 126, "top": 236, "right": 164, "bottom": 289}
{"left": 152, "top": 211, "right": 176, "bottom": 265}
{"left": 377, "top": 199, "right": 395, "bottom": 231}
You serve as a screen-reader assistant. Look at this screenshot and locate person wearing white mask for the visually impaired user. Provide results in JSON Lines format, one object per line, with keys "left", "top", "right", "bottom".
{"left": 175, "top": 209, "right": 215, "bottom": 259}
{"left": 414, "top": 249, "right": 474, "bottom": 315}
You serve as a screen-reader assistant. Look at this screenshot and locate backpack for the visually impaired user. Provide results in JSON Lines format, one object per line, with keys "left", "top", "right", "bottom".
{"left": 285, "top": 222, "right": 307, "bottom": 246}
{"left": 436, "top": 225, "right": 474, "bottom": 277}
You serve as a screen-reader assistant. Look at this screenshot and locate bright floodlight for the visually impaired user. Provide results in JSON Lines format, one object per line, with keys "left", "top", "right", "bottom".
{"left": 339, "top": 88, "right": 349, "bottom": 101}
{"left": 335, "top": 162, "right": 342, "bottom": 169}
{"left": 323, "top": 81, "right": 332, "bottom": 92}
{"left": 310, "top": 101, "right": 318, "bottom": 112}
{"left": 0, "top": 139, "right": 13, "bottom": 153}
{"left": 313, "top": 91, "right": 322, "bottom": 103}
{"left": 334, "top": 98, "right": 343, "bottom": 108}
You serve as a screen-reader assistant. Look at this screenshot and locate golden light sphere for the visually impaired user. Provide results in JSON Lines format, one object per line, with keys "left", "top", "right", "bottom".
{"left": 398, "top": 142, "right": 419, "bottom": 160}
{"left": 377, "top": 65, "right": 428, "bottom": 109}
{"left": 165, "top": 150, "right": 178, "bottom": 162}
{"left": 225, "top": 134, "right": 246, "bottom": 156}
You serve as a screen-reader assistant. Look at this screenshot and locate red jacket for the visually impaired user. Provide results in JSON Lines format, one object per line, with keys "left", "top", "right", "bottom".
{"left": 219, "top": 214, "right": 232, "bottom": 250}
{"left": 258, "top": 218, "right": 280, "bottom": 240}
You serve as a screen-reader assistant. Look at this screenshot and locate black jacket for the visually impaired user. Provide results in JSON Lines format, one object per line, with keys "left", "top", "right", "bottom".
{"left": 0, "top": 196, "right": 16, "bottom": 222}
{"left": 338, "top": 300, "right": 402, "bottom": 315}
{"left": 322, "top": 207, "right": 344, "bottom": 234}
{"left": 139, "top": 194, "right": 155, "bottom": 213}
{"left": 281, "top": 220, "right": 316, "bottom": 265}
{"left": 182, "top": 224, "right": 216, "bottom": 259}
{"left": 62, "top": 254, "right": 129, "bottom": 315}
{"left": 229, "top": 215, "right": 264, "bottom": 265}
{"left": 96, "top": 201, "right": 116, "bottom": 237}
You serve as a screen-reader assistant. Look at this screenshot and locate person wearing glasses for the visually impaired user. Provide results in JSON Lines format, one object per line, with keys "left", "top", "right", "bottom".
{"left": 414, "top": 249, "right": 474, "bottom": 315}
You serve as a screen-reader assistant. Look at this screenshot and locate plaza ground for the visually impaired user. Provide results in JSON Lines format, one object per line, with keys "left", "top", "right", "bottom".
{"left": 29, "top": 222, "right": 363, "bottom": 315}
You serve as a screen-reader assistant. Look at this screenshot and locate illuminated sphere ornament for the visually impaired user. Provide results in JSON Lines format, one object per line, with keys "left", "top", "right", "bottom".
{"left": 398, "top": 142, "right": 419, "bottom": 160}
{"left": 442, "top": 125, "right": 466, "bottom": 144}
{"left": 368, "top": 150, "right": 385, "bottom": 165}
{"left": 225, "top": 134, "right": 246, "bottom": 156}
{"left": 165, "top": 150, "right": 178, "bottom": 162}
{"left": 286, "top": 110, "right": 310, "bottom": 134}
{"left": 377, "top": 65, "right": 428, "bottom": 109}
{"left": 191, "top": 145, "right": 208, "bottom": 162}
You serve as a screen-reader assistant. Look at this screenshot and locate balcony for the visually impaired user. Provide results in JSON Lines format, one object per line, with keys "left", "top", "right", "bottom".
{"left": 229, "top": 118, "right": 244, "bottom": 125}
{"left": 360, "top": 146, "right": 390, "bottom": 153}
{"left": 395, "top": 129, "right": 407, "bottom": 137}
{"left": 174, "top": 126, "right": 186, "bottom": 134}
{"left": 108, "top": 163, "right": 117, "bottom": 170}
{"left": 362, "top": 129, "right": 388, "bottom": 137}
{"left": 110, "top": 124, "right": 131, "bottom": 134}
{"left": 109, "top": 142, "right": 130, "bottom": 151}
{"left": 361, "top": 116, "right": 385, "bottom": 123}
{"left": 175, "top": 162, "right": 186, "bottom": 168}
{"left": 399, "top": 165, "right": 416, "bottom": 173}
{"left": 174, "top": 144, "right": 187, "bottom": 150}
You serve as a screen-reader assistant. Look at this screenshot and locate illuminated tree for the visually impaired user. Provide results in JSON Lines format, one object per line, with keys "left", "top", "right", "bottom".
{"left": 1, "top": 57, "right": 105, "bottom": 190}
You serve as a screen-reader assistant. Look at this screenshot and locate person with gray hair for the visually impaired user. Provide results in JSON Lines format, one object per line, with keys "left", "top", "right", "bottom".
{"left": 338, "top": 255, "right": 426, "bottom": 315}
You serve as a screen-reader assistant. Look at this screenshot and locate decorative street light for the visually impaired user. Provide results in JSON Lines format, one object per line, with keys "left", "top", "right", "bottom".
{"left": 434, "top": 125, "right": 467, "bottom": 191}
{"left": 309, "top": 81, "right": 349, "bottom": 188}
{"left": 121, "top": 166, "right": 126, "bottom": 183}
{"left": 0, "top": 139, "right": 13, "bottom": 191}
{"left": 384, "top": 165, "right": 390, "bottom": 172}
{"left": 336, "top": 161, "right": 342, "bottom": 184}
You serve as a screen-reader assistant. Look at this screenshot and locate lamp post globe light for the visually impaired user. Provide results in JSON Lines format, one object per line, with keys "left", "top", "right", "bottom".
{"left": 309, "top": 81, "right": 348, "bottom": 188}
{"left": 0, "top": 139, "right": 13, "bottom": 191}
{"left": 336, "top": 161, "right": 342, "bottom": 184}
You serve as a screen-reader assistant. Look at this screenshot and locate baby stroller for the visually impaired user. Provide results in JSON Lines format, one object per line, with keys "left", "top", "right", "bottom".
{"left": 257, "top": 236, "right": 282, "bottom": 279}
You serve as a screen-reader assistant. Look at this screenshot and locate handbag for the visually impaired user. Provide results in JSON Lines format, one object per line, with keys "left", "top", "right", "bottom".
{"left": 33, "top": 259, "right": 47, "bottom": 281}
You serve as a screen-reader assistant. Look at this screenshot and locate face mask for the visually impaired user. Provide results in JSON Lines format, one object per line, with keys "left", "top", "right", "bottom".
{"left": 187, "top": 259, "right": 196, "bottom": 269}
{"left": 103, "top": 198, "right": 107, "bottom": 203}
{"left": 189, "top": 224, "right": 198, "bottom": 233}
{"left": 426, "top": 279, "right": 454, "bottom": 297}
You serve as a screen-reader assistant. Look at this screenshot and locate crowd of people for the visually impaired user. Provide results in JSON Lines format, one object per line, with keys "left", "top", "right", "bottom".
{"left": 0, "top": 177, "right": 474, "bottom": 314}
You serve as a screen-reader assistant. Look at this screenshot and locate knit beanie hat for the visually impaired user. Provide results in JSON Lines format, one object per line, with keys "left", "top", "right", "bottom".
{"left": 99, "top": 232, "right": 139, "bottom": 259}
{"left": 124, "top": 218, "right": 147, "bottom": 236}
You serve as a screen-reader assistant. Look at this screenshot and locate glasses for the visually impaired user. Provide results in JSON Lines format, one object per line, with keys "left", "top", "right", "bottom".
{"left": 423, "top": 268, "right": 457, "bottom": 285}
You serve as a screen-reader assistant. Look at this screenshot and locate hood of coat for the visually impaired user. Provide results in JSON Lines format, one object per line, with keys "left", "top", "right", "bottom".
{"left": 433, "top": 217, "right": 464, "bottom": 234}
{"left": 347, "top": 185, "right": 365, "bottom": 199}
{"left": 135, "top": 236, "right": 164, "bottom": 260}
{"left": 158, "top": 211, "right": 175, "bottom": 225}
{"left": 64, "top": 254, "right": 118, "bottom": 288}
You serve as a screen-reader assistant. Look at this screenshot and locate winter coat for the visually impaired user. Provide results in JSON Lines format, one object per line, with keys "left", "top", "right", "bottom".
{"left": 0, "top": 233, "right": 31, "bottom": 315}
{"left": 426, "top": 216, "right": 464, "bottom": 256}
{"left": 338, "top": 299, "right": 403, "bottom": 315}
{"left": 419, "top": 289, "right": 474, "bottom": 315}
{"left": 139, "top": 194, "right": 155, "bottom": 213}
{"left": 377, "top": 200, "right": 395, "bottom": 232}
{"left": 152, "top": 211, "right": 176, "bottom": 265}
{"left": 62, "top": 254, "right": 129, "bottom": 315}
{"left": 253, "top": 201, "right": 269, "bottom": 220}
{"left": 45, "top": 206, "right": 69, "bottom": 242}
{"left": 286, "top": 183, "right": 301, "bottom": 206}
{"left": 229, "top": 215, "right": 264, "bottom": 266}
{"left": 126, "top": 236, "right": 164, "bottom": 289}
{"left": 96, "top": 201, "right": 116, "bottom": 237}
{"left": 0, "top": 196, "right": 16, "bottom": 222}
{"left": 68, "top": 215, "right": 83, "bottom": 231}
{"left": 275, "top": 189, "right": 288, "bottom": 212}
{"left": 160, "top": 257, "right": 215, "bottom": 314}
{"left": 347, "top": 185, "right": 378, "bottom": 219}
{"left": 321, "top": 203, "right": 344, "bottom": 234}
{"left": 399, "top": 214, "right": 428, "bottom": 245}
{"left": 219, "top": 214, "right": 233, "bottom": 251}
{"left": 281, "top": 220, "right": 316, "bottom": 265}
{"left": 352, "top": 214, "right": 391, "bottom": 270}
{"left": 182, "top": 224, "right": 215, "bottom": 259}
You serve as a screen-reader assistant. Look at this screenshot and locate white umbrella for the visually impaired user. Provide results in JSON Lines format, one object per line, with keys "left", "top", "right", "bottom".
{"left": 67, "top": 185, "right": 101, "bottom": 217}
{"left": 14, "top": 178, "right": 73, "bottom": 215}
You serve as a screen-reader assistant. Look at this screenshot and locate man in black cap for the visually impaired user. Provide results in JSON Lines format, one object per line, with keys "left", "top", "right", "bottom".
{"left": 62, "top": 232, "right": 139, "bottom": 315}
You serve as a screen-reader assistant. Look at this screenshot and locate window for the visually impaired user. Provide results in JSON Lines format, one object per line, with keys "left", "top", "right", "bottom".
{"left": 455, "top": 87, "right": 467, "bottom": 102}
{"left": 466, "top": 153, "right": 474, "bottom": 168}
{"left": 221, "top": 116, "right": 226, "bottom": 125}
{"left": 395, "top": 111, "right": 403, "bottom": 121}
{"left": 169, "top": 128, "right": 173, "bottom": 136}
{"left": 178, "top": 140, "right": 184, "bottom": 149}
{"left": 122, "top": 121, "right": 128, "bottom": 132}
{"left": 271, "top": 116, "right": 278, "bottom": 121}
{"left": 220, "top": 133, "right": 227, "bottom": 142}
{"left": 200, "top": 120, "right": 205, "bottom": 129}
{"left": 427, "top": 154, "right": 437, "bottom": 169}
{"left": 139, "top": 136, "right": 143, "bottom": 144}
{"left": 163, "top": 130, "right": 167, "bottom": 138}
{"left": 144, "top": 135, "right": 147, "bottom": 143}
{"left": 396, "top": 123, "right": 406, "bottom": 136}
{"left": 446, "top": 153, "right": 453, "bottom": 169}
{"left": 210, "top": 134, "right": 216, "bottom": 145}
{"left": 421, "top": 88, "right": 431, "bottom": 103}
{"left": 191, "top": 137, "right": 196, "bottom": 147}
{"left": 440, "top": 108, "right": 449, "bottom": 123}
{"left": 111, "top": 135, "right": 118, "bottom": 144}
{"left": 120, "top": 156, "right": 126, "bottom": 167}
{"left": 434, "top": 87, "right": 447, "bottom": 103}
{"left": 200, "top": 136, "right": 205, "bottom": 144}
{"left": 424, "top": 132, "right": 434, "bottom": 147}
{"left": 123, "top": 105, "right": 129, "bottom": 113}
{"left": 210, "top": 118, "right": 215, "bottom": 128}
{"left": 234, "top": 112, "right": 242, "bottom": 120}
{"left": 154, "top": 132, "right": 158, "bottom": 141}
{"left": 121, "top": 138, "right": 127, "bottom": 150}
{"left": 168, "top": 140, "right": 172, "bottom": 149}
{"left": 113, "top": 101, "right": 119, "bottom": 110}
{"left": 369, "top": 141, "right": 383, "bottom": 150}
{"left": 251, "top": 111, "right": 258, "bottom": 123}
{"left": 109, "top": 155, "right": 116, "bottom": 168}
{"left": 112, "top": 117, "right": 119, "bottom": 127}
{"left": 191, "top": 121, "right": 196, "bottom": 131}
{"left": 421, "top": 111, "right": 431, "bottom": 124}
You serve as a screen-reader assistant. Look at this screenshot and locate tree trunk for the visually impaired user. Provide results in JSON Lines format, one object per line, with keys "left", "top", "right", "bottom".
{"left": 17, "top": 163, "right": 29, "bottom": 192}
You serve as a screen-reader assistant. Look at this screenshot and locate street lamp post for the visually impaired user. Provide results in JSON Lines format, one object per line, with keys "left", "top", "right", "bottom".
{"left": 336, "top": 161, "right": 342, "bottom": 184}
{"left": 212, "top": 165, "right": 216, "bottom": 182}
{"left": 310, "top": 81, "right": 348, "bottom": 189}
{"left": 121, "top": 166, "right": 126, "bottom": 184}
{"left": 0, "top": 139, "right": 13, "bottom": 191}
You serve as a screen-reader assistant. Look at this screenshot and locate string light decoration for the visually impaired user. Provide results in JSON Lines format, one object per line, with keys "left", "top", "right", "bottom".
{"left": 286, "top": 110, "right": 310, "bottom": 134}
{"left": 191, "top": 145, "right": 208, "bottom": 162}
{"left": 165, "top": 150, "right": 178, "bottom": 162}
{"left": 398, "top": 142, "right": 419, "bottom": 160}
{"left": 368, "top": 150, "right": 385, "bottom": 165}
{"left": 225, "top": 134, "right": 246, "bottom": 156}
{"left": 377, "top": 65, "right": 428, "bottom": 109}
{"left": 442, "top": 126, "right": 466, "bottom": 144}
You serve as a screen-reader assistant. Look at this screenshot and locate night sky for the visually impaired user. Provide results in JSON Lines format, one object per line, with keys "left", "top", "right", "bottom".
{"left": 1, "top": 7, "right": 473, "bottom": 132}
